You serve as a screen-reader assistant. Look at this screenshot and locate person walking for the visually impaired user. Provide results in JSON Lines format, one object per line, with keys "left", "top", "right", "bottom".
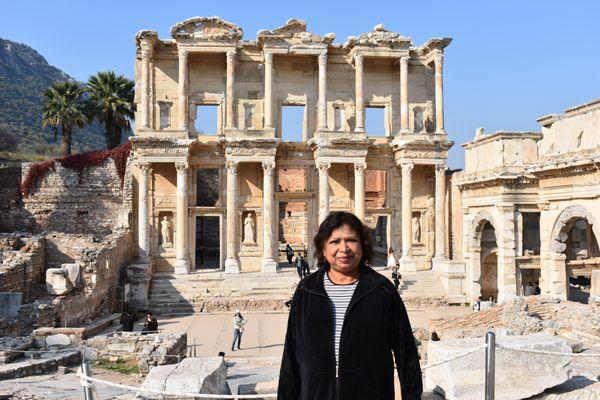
{"left": 387, "top": 247, "right": 397, "bottom": 270}
{"left": 286, "top": 243, "right": 295, "bottom": 266}
{"left": 231, "top": 310, "right": 247, "bottom": 351}
{"left": 301, "top": 252, "right": 310, "bottom": 277}
{"left": 392, "top": 265, "right": 400, "bottom": 290}
{"left": 295, "top": 253, "right": 304, "bottom": 278}
{"left": 278, "top": 211, "right": 422, "bottom": 400}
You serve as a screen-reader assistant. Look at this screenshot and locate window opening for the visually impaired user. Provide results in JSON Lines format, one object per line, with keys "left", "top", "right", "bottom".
{"left": 281, "top": 105, "right": 305, "bottom": 142}
{"left": 365, "top": 106, "right": 386, "bottom": 137}
{"left": 195, "top": 105, "right": 218, "bottom": 134}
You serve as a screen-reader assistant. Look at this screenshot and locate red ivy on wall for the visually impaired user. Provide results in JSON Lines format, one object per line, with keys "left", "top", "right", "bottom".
{"left": 20, "top": 141, "right": 132, "bottom": 198}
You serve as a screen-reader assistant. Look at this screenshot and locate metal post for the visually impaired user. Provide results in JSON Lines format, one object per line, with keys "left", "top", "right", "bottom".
{"left": 193, "top": 339, "right": 197, "bottom": 357}
{"left": 485, "top": 331, "right": 496, "bottom": 400}
{"left": 81, "top": 353, "right": 93, "bottom": 400}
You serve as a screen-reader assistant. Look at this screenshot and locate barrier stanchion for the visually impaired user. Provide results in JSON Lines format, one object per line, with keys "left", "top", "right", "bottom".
{"left": 81, "top": 352, "right": 94, "bottom": 400}
{"left": 194, "top": 338, "right": 197, "bottom": 357}
{"left": 485, "top": 331, "right": 496, "bottom": 400}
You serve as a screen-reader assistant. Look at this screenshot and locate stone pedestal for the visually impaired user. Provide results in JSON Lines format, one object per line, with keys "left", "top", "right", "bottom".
{"left": 434, "top": 259, "right": 467, "bottom": 304}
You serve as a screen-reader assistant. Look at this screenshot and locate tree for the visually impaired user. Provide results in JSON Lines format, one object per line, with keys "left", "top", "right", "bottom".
{"left": 0, "top": 123, "right": 18, "bottom": 152}
{"left": 41, "top": 81, "right": 87, "bottom": 156}
{"left": 87, "top": 71, "right": 135, "bottom": 149}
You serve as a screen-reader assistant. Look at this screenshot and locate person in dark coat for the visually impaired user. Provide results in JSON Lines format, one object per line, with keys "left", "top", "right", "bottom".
{"left": 301, "top": 252, "right": 310, "bottom": 277}
{"left": 278, "top": 211, "right": 422, "bottom": 400}
{"left": 286, "top": 243, "right": 295, "bottom": 265}
{"left": 141, "top": 312, "right": 158, "bottom": 334}
{"left": 120, "top": 311, "right": 136, "bottom": 332}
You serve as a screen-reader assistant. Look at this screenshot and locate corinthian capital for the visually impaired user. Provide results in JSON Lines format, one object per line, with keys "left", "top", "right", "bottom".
{"left": 175, "top": 162, "right": 188, "bottom": 174}
{"left": 354, "top": 162, "right": 367, "bottom": 174}
{"left": 316, "top": 161, "right": 331, "bottom": 174}
{"left": 400, "top": 56, "right": 410, "bottom": 67}
{"left": 225, "top": 160, "right": 238, "bottom": 174}
{"left": 318, "top": 51, "right": 328, "bottom": 66}
{"left": 226, "top": 50, "right": 236, "bottom": 64}
{"left": 354, "top": 54, "right": 363, "bottom": 68}
{"left": 262, "top": 161, "right": 275, "bottom": 175}
{"left": 178, "top": 48, "right": 188, "bottom": 61}
{"left": 401, "top": 162, "right": 414, "bottom": 176}
{"left": 433, "top": 52, "right": 444, "bottom": 68}
{"left": 435, "top": 164, "right": 447, "bottom": 176}
{"left": 138, "top": 162, "right": 151, "bottom": 174}
{"left": 264, "top": 52, "right": 273, "bottom": 64}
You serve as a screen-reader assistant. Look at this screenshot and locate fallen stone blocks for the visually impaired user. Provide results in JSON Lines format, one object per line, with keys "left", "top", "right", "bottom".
{"left": 46, "top": 263, "right": 84, "bottom": 295}
{"left": 425, "top": 333, "right": 572, "bottom": 400}
{"left": 138, "top": 357, "right": 230, "bottom": 399}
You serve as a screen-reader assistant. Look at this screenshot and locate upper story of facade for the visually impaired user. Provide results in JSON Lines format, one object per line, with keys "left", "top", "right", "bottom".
{"left": 133, "top": 17, "right": 451, "bottom": 147}
{"left": 457, "top": 98, "right": 600, "bottom": 188}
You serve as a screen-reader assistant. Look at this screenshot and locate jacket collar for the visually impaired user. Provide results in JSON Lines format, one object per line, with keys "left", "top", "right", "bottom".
{"left": 301, "top": 263, "right": 387, "bottom": 303}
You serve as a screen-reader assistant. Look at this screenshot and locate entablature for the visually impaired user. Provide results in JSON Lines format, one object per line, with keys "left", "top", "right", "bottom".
{"left": 391, "top": 136, "right": 453, "bottom": 165}
{"left": 131, "top": 137, "right": 193, "bottom": 163}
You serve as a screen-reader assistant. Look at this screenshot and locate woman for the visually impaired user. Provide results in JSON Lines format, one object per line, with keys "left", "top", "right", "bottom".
{"left": 231, "top": 310, "right": 247, "bottom": 351}
{"left": 278, "top": 212, "right": 422, "bottom": 400}
{"left": 387, "top": 247, "right": 397, "bottom": 270}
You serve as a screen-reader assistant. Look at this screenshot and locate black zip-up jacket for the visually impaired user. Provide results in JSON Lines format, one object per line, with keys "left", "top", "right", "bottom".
{"left": 278, "top": 264, "right": 422, "bottom": 400}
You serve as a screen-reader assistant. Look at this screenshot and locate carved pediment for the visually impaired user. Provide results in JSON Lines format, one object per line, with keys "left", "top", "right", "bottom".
{"left": 170, "top": 16, "right": 243, "bottom": 41}
{"left": 344, "top": 24, "right": 411, "bottom": 49}
{"left": 257, "top": 18, "right": 335, "bottom": 45}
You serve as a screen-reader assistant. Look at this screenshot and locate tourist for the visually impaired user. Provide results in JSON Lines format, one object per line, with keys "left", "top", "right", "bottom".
{"left": 301, "top": 252, "right": 310, "bottom": 277}
{"left": 278, "top": 211, "right": 422, "bottom": 400}
{"left": 231, "top": 310, "right": 247, "bottom": 351}
{"left": 387, "top": 247, "right": 397, "bottom": 270}
{"left": 120, "top": 310, "right": 136, "bottom": 332}
{"left": 141, "top": 312, "right": 158, "bottom": 334}
{"left": 473, "top": 295, "right": 483, "bottom": 312}
{"left": 392, "top": 265, "right": 400, "bottom": 290}
{"left": 534, "top": 282, "right": 541, "bottom": 295}
{"left": 286, "top": 243, "right": 295, "bottom": 265}
{"left": 295, "top": 253, "right": 304, "bottom": 278}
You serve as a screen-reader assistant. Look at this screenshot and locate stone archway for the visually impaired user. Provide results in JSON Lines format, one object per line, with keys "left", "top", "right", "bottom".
{"left": 547, "top": 205, "right": 600, "bottom": 301}
{"left": 466, "top": 210, "right": 499, "bottom": 302}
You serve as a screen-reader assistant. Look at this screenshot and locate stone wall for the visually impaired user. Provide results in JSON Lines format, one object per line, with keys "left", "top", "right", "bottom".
{"left": 21, "top": 159, "right": 130, "bottom": 237}
{"left": 0, "top": 235, "right": 46, "bottom": 303}
{"left": 0, "top": 162, "right": 34, "bottom": 232}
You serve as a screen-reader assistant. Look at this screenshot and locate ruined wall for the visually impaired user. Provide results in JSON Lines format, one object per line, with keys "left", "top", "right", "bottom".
{"left": 0, "top": 235, "right": 45, "bottom": 303}
{"left": 22, "top": 159, "right": 130, "bottom": 237}
{"left": 0, "top": 162, "right": 34, "bottom": 232}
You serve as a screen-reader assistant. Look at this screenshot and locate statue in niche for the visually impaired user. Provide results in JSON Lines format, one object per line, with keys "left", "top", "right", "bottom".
{"left": 412, "top": 215, "right": 421, "bottom": 243}
{"left": 243, "top": 212, "right": 256, "bottom": 244}
{"left": 160, "top": 216, "right": 172, "bottom": 247}
{"left": 424, "top": 100, "right": 434, "bottom": 133}
{"left": 426, "top": 197, "right": 435, "bottom": 258}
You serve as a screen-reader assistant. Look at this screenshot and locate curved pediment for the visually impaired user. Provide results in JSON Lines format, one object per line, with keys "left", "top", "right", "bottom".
{"left": 344, "top": 24, "right": 411, "bottom": 49}
{"left": 170, "top": 16, "right": 243, "bottom": 41}
{"left": 257, "top": 18, "right": 335, "bottom": 46}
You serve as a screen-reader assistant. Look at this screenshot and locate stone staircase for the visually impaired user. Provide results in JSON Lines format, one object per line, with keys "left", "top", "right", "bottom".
{"left": 148, "top": 268, "right": 449, "bottom": 316}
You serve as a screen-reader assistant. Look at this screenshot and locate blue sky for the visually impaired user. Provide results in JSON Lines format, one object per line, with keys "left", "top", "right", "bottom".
{"left": 2, "top": 0, "right": 599, "bottom": 168}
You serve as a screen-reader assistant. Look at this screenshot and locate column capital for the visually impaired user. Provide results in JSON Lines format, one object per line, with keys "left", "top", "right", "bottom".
{"left": 318, "top": 51, "right": 328, "bottom": 66}
{"left": 316, "top": 161, "right": 331, "bottom": 174}
{"left": 354, "top": 162, "right": 367, "bottom": 174}
{"left": 435, "top": 164, "right": 447, "bottom": 175}
{"left": 178, "top": 48, "right": 188, "bottom": 60}
{"left": 401, "top": 162, "right": 414, "bottom": 175}
{"left": 138, "top": 162, "right": 151, "bottom": 174}
{"left": 226, "top": 50, "right": 236, "bottom": 62}
{"left": 354, "top": 54, "right": 363, "bottom": 67}
{"left": 175, "top": 162, "right": 188, "bottom": 173}
{"left": 226, "top": 160, "right": 239, "bottom": 174}
{"left": 141, "top": 47, "right": 152, "bottom": 60}
{"left": 400, "top": 56, "right": 410, "bottom": 67}
{"left": 433, "top": 51, "right": 444, "bottom": 69}
{"left": 264, "top": 52, "right": 273, "bottom": 64}
{"left": 262, "top": 161, "right": 275, "bottom": 175}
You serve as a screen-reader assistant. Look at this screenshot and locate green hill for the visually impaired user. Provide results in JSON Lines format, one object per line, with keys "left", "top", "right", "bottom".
{"left": 0, "top": 38, "right": 110, "bottom": 158}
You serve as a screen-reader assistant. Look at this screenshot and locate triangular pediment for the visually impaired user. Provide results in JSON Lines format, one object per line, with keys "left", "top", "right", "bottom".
{"left": 257, "top": 18, "right": 334, "bottom": 46}
{"left": 344, "top": 24, "right": 411, "bottom": 49}
{"left": 170, "top": 16, "right": 243, "bottom": 41}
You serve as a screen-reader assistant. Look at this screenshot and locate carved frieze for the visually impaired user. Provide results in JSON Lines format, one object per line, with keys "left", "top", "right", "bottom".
{"left": 170, "top": 16, "right": 243, "bottom": 41}
{"left": 224, "top": 138, "right": 278, "bottom": 157}
{"left": 344, "top": 24, "right": 411, "bottom": 49}
{"left": 257, "top": 18, "right": 335, "bottom": 45}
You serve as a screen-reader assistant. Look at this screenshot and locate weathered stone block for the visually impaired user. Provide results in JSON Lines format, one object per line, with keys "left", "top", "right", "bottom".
{"left": 140, "top": 357, "right": 230, "bottom": 397}
{"left": 62, "top": 263, "right": 84, "bottom": 289}
{"left": 0, "top": 292, "right": 22, "bottom": 318}
{"left": 45, "top": 333, "right": 71, "bottom": 347}
{"left": 46, "top": 268, "right": 73, "bottom": 295}
{"left": 425, "top": 334, "right": 572, "bottom": 400}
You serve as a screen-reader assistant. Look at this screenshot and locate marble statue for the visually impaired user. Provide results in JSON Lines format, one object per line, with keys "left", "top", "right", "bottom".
{"left": 243, "top": 213, "right": 256, "bottom": 244}
{"left": 412, "top": 215, "right": 421, "bottom": 243}
{"left": 160, "top": 216, "right": 172, "bottom": 246}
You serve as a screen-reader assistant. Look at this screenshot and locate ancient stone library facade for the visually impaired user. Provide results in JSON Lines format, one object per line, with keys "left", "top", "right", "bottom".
{"left": 127, "top": 17, "right": 599, "bottom": 305}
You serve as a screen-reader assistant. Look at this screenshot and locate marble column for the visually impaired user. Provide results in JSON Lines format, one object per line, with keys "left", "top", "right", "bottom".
{"left": 400, "top": 56, "right": 410, "bottom": 133}
{"left": 317, "top": 161, "right": 331, "bottom": 224}
{"left": 354, "top": 54, "right": 364, "bottom": 132}
{"left": 354, "top": 162, "right": 366, "bottom": 221}
{"left": 434, "top": 164, "right": 447, "bottom": 259}
{"left": 400, "top": 162, "right": 416, "bottom": 271}
{"left": 138, "top": 162, "right": 151, "bottom": 259}
{"left": 140, "top": 47, "right": 152, "bottom": 129}
{"left": 317, "top": 51, "right": 328, "bottom": 130}
{"left": 225, "top": 161, "right": 240, "bottom": 273}
{"left": 264, "top": 52, "right": 274, "bottom": 129}
{"left": 178, "top": 49, "right": 189, "bottom": 130}
{"left": 174, "top": 162, "right": 190, "bottom": 274}
{"left": 226, "top": 50, "right": 236, "bottom": 129}
{"left": 433, "top": 52, "right": 445, "bottom": 133}
{"left": 262, "top": 161, "right": 277, "bottom": 273}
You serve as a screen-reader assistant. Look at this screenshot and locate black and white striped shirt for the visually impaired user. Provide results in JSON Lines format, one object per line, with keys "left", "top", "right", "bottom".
{"left": 323, "top": 272, "right": 358, "bottom": 366}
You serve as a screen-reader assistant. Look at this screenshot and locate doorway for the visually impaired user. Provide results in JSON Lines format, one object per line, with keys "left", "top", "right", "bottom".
{"left": 195, "top": 216, "right": 220, "bottom": 269}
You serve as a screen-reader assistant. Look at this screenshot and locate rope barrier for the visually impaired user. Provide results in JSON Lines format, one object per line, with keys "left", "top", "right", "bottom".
{"left": 496, "top": 344, "right": 600, "bottom": 358}
{"left": 77, "top": 371, "right": 277, "bottom": 399}
{"left": 421, "top": 344, "right": 488, "bottom": 370}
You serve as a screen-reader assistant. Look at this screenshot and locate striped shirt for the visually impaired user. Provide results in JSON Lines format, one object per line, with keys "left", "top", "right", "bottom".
{"left": 323, "top": 272, "right": 358, "bottom": 366}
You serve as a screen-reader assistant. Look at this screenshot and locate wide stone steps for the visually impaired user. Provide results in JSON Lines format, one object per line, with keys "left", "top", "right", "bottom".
{"left": 148, "top": 269, "right": 447, "bottom": 315}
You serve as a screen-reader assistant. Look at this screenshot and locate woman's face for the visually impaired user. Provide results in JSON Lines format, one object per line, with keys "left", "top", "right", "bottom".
{"left": 323, "top": 224, "right": 363, "bottom": 274}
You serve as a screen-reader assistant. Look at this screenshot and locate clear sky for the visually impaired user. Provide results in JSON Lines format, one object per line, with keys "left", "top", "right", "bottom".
{"left": 2, "top": 0, "right": 599, "bottom": 169}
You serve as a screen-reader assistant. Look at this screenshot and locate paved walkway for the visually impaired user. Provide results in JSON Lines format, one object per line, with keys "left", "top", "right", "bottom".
{"left": 156, "top": 306, "right": 471, "bottom": 358}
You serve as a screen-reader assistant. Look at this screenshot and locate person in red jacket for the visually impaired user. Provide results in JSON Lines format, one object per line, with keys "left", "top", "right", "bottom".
{"left": 278, "top": 212, "right": 422, "bottom": 400}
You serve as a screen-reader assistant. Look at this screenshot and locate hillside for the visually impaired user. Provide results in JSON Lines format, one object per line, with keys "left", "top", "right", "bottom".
{"left": 0, "top": 38, "right": 109, "bottom": 156}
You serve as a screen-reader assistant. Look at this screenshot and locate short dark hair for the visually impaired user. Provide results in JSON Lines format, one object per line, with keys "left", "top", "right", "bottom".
{"left": 313, "top": 211, "right": 374, "bottom": 267}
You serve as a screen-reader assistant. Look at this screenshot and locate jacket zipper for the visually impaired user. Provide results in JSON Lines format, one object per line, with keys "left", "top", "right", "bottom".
{"left": 328, "top": 295, "right": 341, "bottom": 400}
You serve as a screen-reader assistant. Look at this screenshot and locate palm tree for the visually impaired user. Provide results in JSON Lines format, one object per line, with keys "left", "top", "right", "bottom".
{"left": 41, "top": 81, "right": 88, "bottom": 156}
{"left": 87, "top": 71, "right": 135, "bottom": 149}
